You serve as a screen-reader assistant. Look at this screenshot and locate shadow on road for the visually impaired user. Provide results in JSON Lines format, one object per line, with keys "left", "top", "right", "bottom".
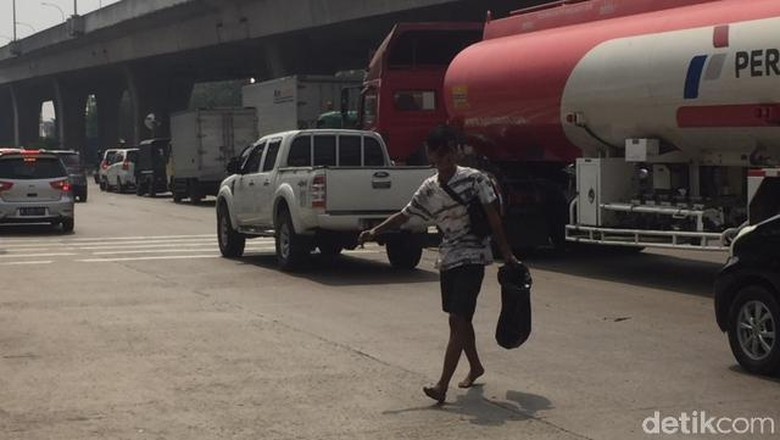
{"left": 728, "top": 365, "right": 780, "bottom": 383}
{"left": 383, "top": 385, "right": 553, "bottom": 427}
{"left": 237, "top": 253, "right": 439, "bottom": 287}
{"left": 518, "top": 246, "right": 724, "bottom": 298}
{"left": 0, "top": 224, "right": 71, "bottom": 237}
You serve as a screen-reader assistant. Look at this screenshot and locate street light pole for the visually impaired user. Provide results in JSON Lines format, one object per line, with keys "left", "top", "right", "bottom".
{"left": 12, "top": 0, "right": 17, "bottom": 40}
{"left": 73, "top": 0, "right": 78, "bottom": 16}
{"left": 42, "top": 2, "right": 66, "bottom": 22}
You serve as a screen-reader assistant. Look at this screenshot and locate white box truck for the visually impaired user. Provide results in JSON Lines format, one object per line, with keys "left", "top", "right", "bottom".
{"left": 169, "top": 108, "right": 258, "bottom": 204}
{"left": 241, "top": 75, "right": 361, "bottom": 138}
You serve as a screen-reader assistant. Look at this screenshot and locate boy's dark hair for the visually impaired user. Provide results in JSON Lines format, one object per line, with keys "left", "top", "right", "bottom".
{"left": 426, "top": 125, "right": 459, "bottom": 154}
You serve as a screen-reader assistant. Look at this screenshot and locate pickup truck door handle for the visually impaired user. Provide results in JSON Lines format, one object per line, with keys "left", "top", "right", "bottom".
{"left": 263, "top": 180, "right": 270, "bottom": 186}
{"left": 248, "top": 181, "right": 255, "bottom": 186}
{"left": 373, "top": 171, "right": 390, "bottom": 178}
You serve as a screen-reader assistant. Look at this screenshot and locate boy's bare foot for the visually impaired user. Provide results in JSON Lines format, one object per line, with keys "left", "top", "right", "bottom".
{"left": 423, "top": 385, "right": 446, "bottom": 403}
{"left": 458, "top": 367, "right": 485, "bottom": 388}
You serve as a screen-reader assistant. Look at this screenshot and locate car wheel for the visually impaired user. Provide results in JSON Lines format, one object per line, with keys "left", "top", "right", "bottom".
{"left": 728, "top": 285, "right": 780, "bottom": 375}
{"left": 386, "top": 237, "right": 423, "bottom": 270}
{"left": 136, "top": 181, "right": 146, "bottom": 196}
{"left": 99, "top": 178, "right": 107, "bottom": 191}
{"left": 217, "top": 204, "right": 245, "bottom": 258}
{"left": 61, "top": 218, "right": 75, "bottom": 233}
{"left": 275, "top": 208, "right": 309, "bottom": 271}
{"left": 80, "top": 190, "right": 88, "bottom": 203}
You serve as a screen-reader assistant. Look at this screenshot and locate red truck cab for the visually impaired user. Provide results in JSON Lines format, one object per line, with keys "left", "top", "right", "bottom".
{"left": 359, "top": 23, "right": 483, "bottom": 165}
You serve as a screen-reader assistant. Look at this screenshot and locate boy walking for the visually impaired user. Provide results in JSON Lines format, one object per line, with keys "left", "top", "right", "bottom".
{"left": 358, "top": 125, "right": 519, "bottom": 403}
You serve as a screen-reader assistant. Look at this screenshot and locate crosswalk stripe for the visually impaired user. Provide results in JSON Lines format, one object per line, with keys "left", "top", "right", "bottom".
{"left": 78, "top": 255, "right": 220, "bottom": 263}
{"left": 0, "top": 234, "right": 215, "bottom": 245}
{"left": 0, "top": 260, "right": 54, "bottom": 266}
{"left": 0, "top": 252, "right": 77, "bottom": 258}
{"left": 91, "top": 246, "right": 277, "bottom": 256}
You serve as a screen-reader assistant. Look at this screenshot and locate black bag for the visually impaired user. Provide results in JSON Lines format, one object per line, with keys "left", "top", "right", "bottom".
{"left": 439, "top": 180, "right": 492, "bottom": 238}
{"left": 495, "top": 263, "right": 533, "bottom": 349}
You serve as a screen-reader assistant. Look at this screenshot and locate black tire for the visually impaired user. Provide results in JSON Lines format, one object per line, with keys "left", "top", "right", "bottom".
{"left": 386, "top": 238, "right": 423, "bottom": 270}
{"left": 217, "top": 203, "right": 245, "bottom": 258}
{"left": 99, "top": 178, "right": 107, "bottom": 192}
{"left": 189, "top": 184, "right": 203, "bottom": 205}
{"left": 275, "top": 208, "right": 310, "bottom": 271}
{"left": 136, "top": 181, "right": 146, "bottom": 196}
{"left": 728, "top": 285, "right": 780, "bottom": 375}
{"left": 61, "top": 218, "right": 74, "bottom": 233}
{"left": 79, "top": 190, "right": 88, "bottom": 203}
{"left": 318, "top": 243, "right": 343, "bottom": 256}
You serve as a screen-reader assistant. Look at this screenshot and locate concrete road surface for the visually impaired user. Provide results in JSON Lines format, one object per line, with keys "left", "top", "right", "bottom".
{"left": 1, "top": 184, "right": 778, "bottom": 439}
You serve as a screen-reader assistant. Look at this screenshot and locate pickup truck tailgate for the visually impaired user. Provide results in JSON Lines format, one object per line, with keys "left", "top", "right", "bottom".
{"left": 324, "top": 167, "right": 434, "bottom": 213}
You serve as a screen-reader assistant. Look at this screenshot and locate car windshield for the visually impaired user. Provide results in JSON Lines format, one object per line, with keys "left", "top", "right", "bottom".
{"left": 0, "top": 157, "right": 67, "bottom": 179}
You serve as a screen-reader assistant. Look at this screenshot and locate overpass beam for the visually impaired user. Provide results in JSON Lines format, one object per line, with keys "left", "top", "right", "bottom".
{"left": 125, "top": 67, "right": 193, "bottom": 144}
{"left": 95, "top": 87, "right": 123, "bottom": 150}
{"left": 0, "top": 89, "right": 14, "bottom": 146}
{"left": 10, "top": 86, "right": 42, "bottom": 147}
{"left": 54, "top": 79, "right": 88, "bottom": 153}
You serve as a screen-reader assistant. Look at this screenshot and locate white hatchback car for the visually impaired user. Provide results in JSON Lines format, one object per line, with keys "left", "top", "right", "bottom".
{"left": 102, "top": 148, "right": 138, "bottom": 192}
{"left": 0, "top": 149, "right": 75, "bottom": 232}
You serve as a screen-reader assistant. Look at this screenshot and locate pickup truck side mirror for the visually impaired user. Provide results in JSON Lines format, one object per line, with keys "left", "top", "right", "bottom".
{"left": 226, "top": 157, "right": 241, "bottom": 175}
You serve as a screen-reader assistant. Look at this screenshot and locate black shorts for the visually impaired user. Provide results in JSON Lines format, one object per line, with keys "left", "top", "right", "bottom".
{"left": 440, "top": 264, "right": 485, "bottom": 321}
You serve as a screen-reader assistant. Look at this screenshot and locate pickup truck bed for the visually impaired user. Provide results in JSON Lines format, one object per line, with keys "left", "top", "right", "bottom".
{"left": 216, "top": 129, "right": 435, "bottom": 271}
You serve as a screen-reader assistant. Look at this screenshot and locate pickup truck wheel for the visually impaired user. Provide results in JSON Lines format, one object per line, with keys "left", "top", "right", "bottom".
{"left": 386, "top": 238, "right": 423, "bottom": 270}
{"left": 318, "top": 243, "right": 343, "bottom": 256}
{"left": 275, "top": 209, "right": 309, "bottom": 271}
{"left": 728, "top": 285, "right": 780, "bottom": 375}
{"left": 217, "top": 204, "right": 245, "bottom": 258}
{"left": 99, "top": 178, "right": 106, "bottom": 191}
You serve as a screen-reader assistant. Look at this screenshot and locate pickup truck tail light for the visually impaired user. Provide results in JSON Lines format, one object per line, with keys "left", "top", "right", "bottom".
{"left": 0, "top": 181, "right": 14, "bottom": 192}
{"left": 311, "top": 175, "right": 327, "bottom": 210}
{"left": 50, "top": 179, "right": 72, "bottom": 193}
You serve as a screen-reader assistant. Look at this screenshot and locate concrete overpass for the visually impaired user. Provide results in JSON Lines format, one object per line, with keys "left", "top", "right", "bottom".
{"left": 0, "top": 0, "right": 538, "bottom": 150}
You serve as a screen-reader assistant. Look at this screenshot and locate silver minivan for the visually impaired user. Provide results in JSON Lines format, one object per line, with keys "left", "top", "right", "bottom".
{"left": 0, "top": 149, "right": 75, "bottom": 232}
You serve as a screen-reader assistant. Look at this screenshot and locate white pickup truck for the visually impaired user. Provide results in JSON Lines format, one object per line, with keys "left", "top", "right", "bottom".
{"left": 216, "top": 129, "right": 435, "bottom": 270}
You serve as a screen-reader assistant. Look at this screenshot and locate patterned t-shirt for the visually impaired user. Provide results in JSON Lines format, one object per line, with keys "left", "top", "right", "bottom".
{"left": 402, "top": 166, "right": 496, "bottom": 271}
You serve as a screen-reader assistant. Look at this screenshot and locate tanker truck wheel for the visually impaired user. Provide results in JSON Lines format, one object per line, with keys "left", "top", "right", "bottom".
{"left": 386, "top": 237, "right": 422, "bottom": 270}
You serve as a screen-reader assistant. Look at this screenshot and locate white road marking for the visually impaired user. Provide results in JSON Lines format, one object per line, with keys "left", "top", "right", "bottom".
{"left": 78, "top": 255, "right": 220, "bottom": 263}
{"left": 0, "top": 252, "right": 77, "bottom": 258}
{"left": 92, "top": 246, "right": 277, "bottom": 255}
{"left": 0, "top": 234, "right": 215, "bottom": 245}
{"left": 0, "top": 260, "right": 54, "bottom": 266}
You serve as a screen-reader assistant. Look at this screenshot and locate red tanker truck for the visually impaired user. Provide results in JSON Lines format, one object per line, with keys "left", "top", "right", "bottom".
{"left": 361, "top": 0, "right": 780, "bottom": 251}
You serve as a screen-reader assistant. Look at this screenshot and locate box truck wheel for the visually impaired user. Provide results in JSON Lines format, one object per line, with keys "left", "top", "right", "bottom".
{"left": 275, "top": 207, "right": 310, "bottom": 271}
{"left": 217, "top": 203, "right": 245, "bottom": 258}
{"left": 386, "top": 237, "right": 422, "bottom": 270}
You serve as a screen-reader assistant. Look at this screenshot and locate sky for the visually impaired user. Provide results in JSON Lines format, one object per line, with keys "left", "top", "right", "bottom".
{"left": 0, "top": 0, "right": 121, "bottom": 42}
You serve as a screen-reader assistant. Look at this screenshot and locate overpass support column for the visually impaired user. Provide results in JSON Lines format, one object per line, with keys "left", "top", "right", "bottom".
{"left": 0, "top": 88, "right": 14, "bottom": 146}
{"left": 10, "top": 85, "right": 41, "bottom": 147}
{"left": 95, "top": 87, "right": 123, "bottom": 149}
{"left": 54, "top": 79, "right": 88, "bottom": 153}
{"left": 125, "top": 67, "right": 193, "bottom": 144}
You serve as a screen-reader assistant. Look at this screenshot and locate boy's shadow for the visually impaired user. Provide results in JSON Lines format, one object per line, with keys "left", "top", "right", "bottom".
{"left": 384, "top": 385, "right": 553, "bottom": 426}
